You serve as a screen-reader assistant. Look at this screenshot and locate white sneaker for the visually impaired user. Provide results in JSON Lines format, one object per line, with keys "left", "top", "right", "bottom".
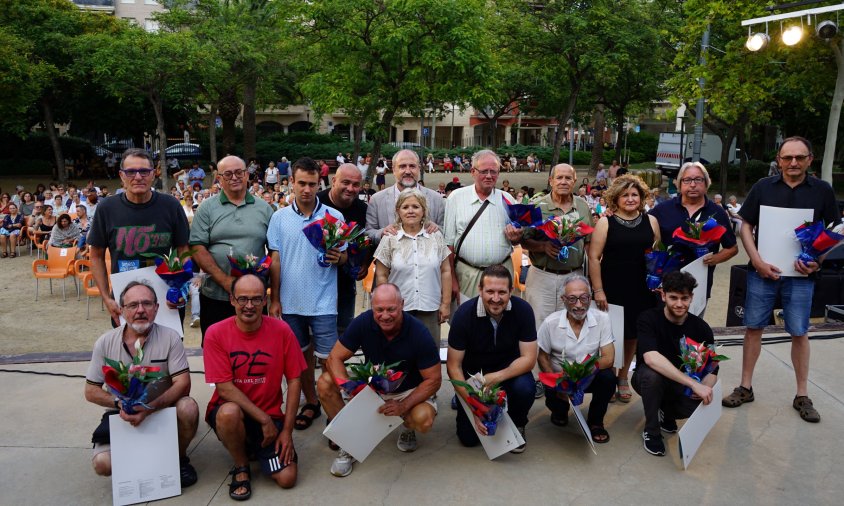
{"left": 397, "top": 429, "right": 418, "bottom": 452}
{"left": 330, "top": 449, "right": 355, "bottom": 477}
{"left": 190, "top": 317, "right": 200, "bottom": 328}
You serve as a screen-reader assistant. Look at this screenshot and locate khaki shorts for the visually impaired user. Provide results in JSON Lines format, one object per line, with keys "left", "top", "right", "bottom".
{"left": 382, "top": 388, "right": 438, "bottom": 414}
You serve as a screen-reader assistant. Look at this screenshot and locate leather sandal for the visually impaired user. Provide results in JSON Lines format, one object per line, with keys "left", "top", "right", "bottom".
{"left": 294, "top": 402, "right": 321, "bottom": 430}
{"left": 228, "top": 465, "right": 251, "bottom": 501}
{"left": 793, "top": 396, "right": 820, "bottom": 423}
{"left": 722, "top": 386, "right": 754, "bottom": 408}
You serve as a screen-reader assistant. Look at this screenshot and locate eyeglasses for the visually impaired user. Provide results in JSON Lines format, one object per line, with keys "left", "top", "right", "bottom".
{"left": 234, "top": 296, "right": 265, "bottom": 307}
{"left": 123, "top": 301, "right": 156, "bottom": 311}
{"left": 121, "top": 168, "right": 154, "bottom": 178}
{"left": 680, "top": 177, "right": 706, "bottom": 185}
{"left": 474, "top": 170, "right": 499, "bottom": 176}
{"left": 220, "top": 170, "right": 246, "bottom": 180}
{"left": 563, "top": 294, "right": 591, "bottom": 305}
{"left": 778, "top": 155, "right": 811, "bottom": 163}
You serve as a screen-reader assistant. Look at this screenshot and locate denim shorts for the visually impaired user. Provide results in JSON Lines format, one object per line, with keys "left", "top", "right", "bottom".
{"left": 744, "top": 270, "right": 814, "bottom": 336}
{"left": 282, "top": 314, "right": 338, "bottom": 359}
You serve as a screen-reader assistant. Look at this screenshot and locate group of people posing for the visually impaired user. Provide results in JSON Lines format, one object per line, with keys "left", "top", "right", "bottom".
{"left": 80, "top": 137, "right": 838, "bottom": 500}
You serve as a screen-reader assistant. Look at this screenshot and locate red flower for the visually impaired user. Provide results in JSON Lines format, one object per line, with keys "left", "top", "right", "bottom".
{"left": 102, "top": 366, "right": 126, "bottom": 394}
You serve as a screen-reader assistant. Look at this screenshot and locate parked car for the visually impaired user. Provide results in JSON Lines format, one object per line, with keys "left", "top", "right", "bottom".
{"left": 153, "top": 143, "right": 202, "bottom": 160}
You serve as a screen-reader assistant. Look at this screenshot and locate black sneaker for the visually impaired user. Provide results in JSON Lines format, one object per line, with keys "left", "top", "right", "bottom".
{"left": 510, "top": 426, "right": 526, "bottom": 454}
{"left": 659, "top": 409, "right": 678, "bottom": 433}
{"left": 534, "top": 380, "right": 544, "bottom": 399}
{"left": 179, "top": 456, "right": 198, "bottom": 487}
{"left": 642, "top": 431, "right": 665, "bottom": 456}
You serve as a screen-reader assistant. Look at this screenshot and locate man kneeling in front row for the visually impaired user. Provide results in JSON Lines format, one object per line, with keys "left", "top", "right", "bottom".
{"left": 632, "top": 271, "right": 716, "bottom": 456}
{"left": 85, "top": 281, "right": 199, "bottom": 487}
{"left": 317, "top": 283, "right": 441, "bottom": 477}
{"left": 203, "top": 274, "right": 307, "bottom": 500}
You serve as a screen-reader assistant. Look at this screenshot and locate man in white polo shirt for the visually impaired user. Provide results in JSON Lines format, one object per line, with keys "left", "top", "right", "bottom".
{"left": 537, "top": 274, "right": 616, "bottom": 444}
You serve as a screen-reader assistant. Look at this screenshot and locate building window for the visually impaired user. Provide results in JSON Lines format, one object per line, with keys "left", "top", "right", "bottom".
{"left": 144, "top": 19, "right": 159, "bottom": 32}
{"left": 121, "top": 0, "right": 135, "bottom": 4}
{"left": 144, "top": 0, "right": 158, "bottom": 4}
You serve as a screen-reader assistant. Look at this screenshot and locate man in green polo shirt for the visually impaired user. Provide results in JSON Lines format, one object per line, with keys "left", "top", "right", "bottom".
{"left": 190, "top": 156, "right": 275, "bottom": 344}
{"left": 521, "top": 163, "right": 594, "bottom": 330}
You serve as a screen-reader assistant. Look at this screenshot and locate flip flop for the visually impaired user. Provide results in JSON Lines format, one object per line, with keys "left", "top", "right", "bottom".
{"left": 616, "top": 379, "right": 632, "bottom": 403}
{"left": 590, "top": 425, "right": 610, "bottom": 444}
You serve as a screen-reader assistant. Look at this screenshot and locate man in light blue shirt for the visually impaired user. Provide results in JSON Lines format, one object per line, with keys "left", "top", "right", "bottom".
{"left": 268, "top": 157, "right": 348, "bottom": 431}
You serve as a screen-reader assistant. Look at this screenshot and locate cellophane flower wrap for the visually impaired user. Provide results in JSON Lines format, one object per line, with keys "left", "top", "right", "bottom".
{"left": 302, "top": 213, "right": 362, "bottom": 267}
{"left": 538, "top": 354, "right": 600, "bottom": 406}
{"left": 794, "top": 221, "right": 844, "bottom": 264}
{"left": 449, "top": 372, "right": 507, "bottom": 436}
{"left": 141, "top": 249, "right": 194, "bottom": 308}
{"left": 102, "top": 340, "right": 165, "bottom": 414}
{"left": 335, "top": 361, "right": 406, "bottom": 397}
{"left": 533, "top": 215, "right": 595, "bottom": 261}
{"left": 343, "top": 233, "right": 371, "bottom": 279}
{"left": 227, "top": 250, "right": 272, "bottom": 282}
{"left": 644, "top": 241, "right": 682, "bottom": 290}
{"left": 678, "top": 336, "right": 729, "bottom": 397}
{"left": 672, "top": 216, "right": 727, "bottom": 258}
{"left": 505, "top": 201, "right": 543, "bottom": 229}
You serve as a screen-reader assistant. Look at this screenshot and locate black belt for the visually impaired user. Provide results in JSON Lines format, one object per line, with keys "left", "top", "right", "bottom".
{"left": 537, "top": 265, "right": 575, "bottom": 275}
{"left": 456, "top": 256, "right": 509, "bottom": 270}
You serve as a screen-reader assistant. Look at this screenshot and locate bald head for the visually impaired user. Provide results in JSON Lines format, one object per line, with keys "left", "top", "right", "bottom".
{"left": 330, "top": 163, "right": 363, "bottom": 208}
{"left": 372, "top": 283, "right": 402, "bottom": 303}
{"left": 371, "top": 283, "right": 404, "bottom": 335}
{"left": 218, "top": 155, "right": 246, "bottom": 172}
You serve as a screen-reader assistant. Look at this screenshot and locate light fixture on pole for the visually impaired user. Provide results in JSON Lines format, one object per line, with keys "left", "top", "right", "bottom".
{"left": 817, "top": 19, "right": 839, "bottom": 39}
{"left": 745, "top": 32, "right": 770, "bottom": 51}
{"left": 782, "top": 23, "right": 804, "bottom": 45}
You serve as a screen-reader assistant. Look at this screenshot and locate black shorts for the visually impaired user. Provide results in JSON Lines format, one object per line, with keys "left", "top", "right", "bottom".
{"left": 207, "top": 404, "right": 297, "bottom": 475}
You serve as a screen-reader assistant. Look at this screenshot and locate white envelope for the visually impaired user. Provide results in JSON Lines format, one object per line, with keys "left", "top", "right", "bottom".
{"left": 678, "top": 380, "right": 723, "bottom": 469}
{"left": 110, "top": 266, "right": 184, "bottom": 337}
{"left": 109, "top": 407, "right": 181, "bottom": 506}
{"left": 322, "top": 386, "right": 404, "bottom": 463}
{"left": 457, "top": 396, "right": 524, "bottom": 460}
{"left": 681, "top": 256, "right": 708, "bottom": 316}
{"left": 758, "top": 205, "right": 813, "bottom": 277}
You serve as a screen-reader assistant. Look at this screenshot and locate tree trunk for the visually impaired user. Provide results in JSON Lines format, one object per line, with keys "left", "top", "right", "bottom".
{"left": 41, "top": 98, "right": 65, "bottom": 183}
{"left": 219, "top": 87, "right": 240, "bottom": 157}
{"left": 208, "top": 105, "right": 218, "bottom": 164}
{"left": 737, "top": 126, "right": 747, "bottom": 195}
{"left": 590, "top": 103, "right": 605, "bottom": 172}
{"left": 352, "top": 119, "right": 364, "bottom": 166}
{"left": 242, "top": 81, "right": 257, "bottom": 161}
{"left": 614, "top": 109, "right": 625, "bottom": 161}
{"left": 820, "top": 38, "right": 844, "bottom": 184}
{"left": 151, "top": 92, "right": 169, "bottom": 191}
{"left": 551, "top": 86, "right": 581, "bottom": 166}
{"left": 371, "top": 109, "right": 396, "bottom": 175}
{"left": 717, "top": 128, "right": 736, "bottom": 200}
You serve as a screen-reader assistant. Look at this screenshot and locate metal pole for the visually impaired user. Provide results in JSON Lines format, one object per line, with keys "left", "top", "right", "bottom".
{"left": 692, "top": 25, "right": 710, "bottom": 162}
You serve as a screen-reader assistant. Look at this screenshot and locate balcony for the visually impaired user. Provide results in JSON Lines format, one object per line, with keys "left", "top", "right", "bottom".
{"left": 72, "top": 0, "right": 115, "bottom": 12}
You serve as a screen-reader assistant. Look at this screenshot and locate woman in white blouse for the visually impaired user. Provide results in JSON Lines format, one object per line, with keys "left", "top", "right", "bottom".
{"left": 374, "top": 188, "right": 452, "bottom": 346}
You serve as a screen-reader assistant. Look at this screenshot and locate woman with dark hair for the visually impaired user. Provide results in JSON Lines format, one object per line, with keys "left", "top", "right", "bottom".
{"left": 1, "top": 203, "right": 24, "bottom": 257}
{"left": 49, "top": 213, "right": 80, "bottom": 248}
{"left": 587, "top": 174, "right": 661, "bottom": 403}
{"left": 34, "top": 205, "right": 56, "bottom": 246}
{"left": 19, "top": 193, "right": 35, "bottom": 219}
{"left": 34, "top": 184, "right": 46, "bottom": 200}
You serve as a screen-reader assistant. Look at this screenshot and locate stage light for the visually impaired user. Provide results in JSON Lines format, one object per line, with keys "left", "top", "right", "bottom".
{"left": 782, "top": 25, "right": 804, "bottom": 46}
{"left": 745, "top": 33, "right": 770, "bottom": 51}
{"left": 817, "top": 20, "right": 838, "bottom": 40}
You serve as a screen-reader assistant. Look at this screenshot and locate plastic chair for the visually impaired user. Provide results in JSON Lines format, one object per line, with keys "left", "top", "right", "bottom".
{"left": 32, "top": 246, "right": 79, "bottom": 301}
{"left": 511, "top": 246, "right": 528, "bottom": 295}
{"left": 361, "top": 262, "right": 376, "bottom": 308}
{"left": 81, "top": 272, "right": 104, "bottom": 319}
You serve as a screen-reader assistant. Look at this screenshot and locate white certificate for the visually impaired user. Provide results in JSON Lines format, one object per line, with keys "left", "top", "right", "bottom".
{"left": 681, "top": 256, "right": 708, "bottom": 316}
{"left": 322, "top": 386, "right": 404, "bottom": 463}
{"left": 571, "top": 404, "right": 597, "bottom": 455}
{"left": 110, "top": 266, "right": 184, "bottom": 337}
{"left": 608, "top": 304, "right": 624, "bottom": 370}
{"left": 109, "top": 407, "right": 181, "bottom": 506}
{"left": 758, "top": 205, "right": 813, "bottom": 277}
{"left": 457, "top": 396, "right": 524, "bottom": 460}
{"left": 678, "top": 380, "right": 722, "bottom": 470}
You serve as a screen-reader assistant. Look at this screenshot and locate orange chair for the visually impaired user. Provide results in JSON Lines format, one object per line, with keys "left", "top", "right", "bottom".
{"left": 81, "top": 272, "right": 104, "bottom": 319}
{"left": 361, "top": 262, "right": 376, "bottom": 308}
{"left": 32, "top": 246, "right": 78, "bottom": 301}
{"left": 511, "top": 246, "right": 529, "bottom": 295}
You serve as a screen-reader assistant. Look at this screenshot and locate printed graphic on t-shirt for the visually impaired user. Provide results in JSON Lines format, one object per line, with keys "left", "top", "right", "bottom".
{"left": 114, "top": 225, "right": 173, "bottom": 257}
{"left": 230, "top": 349, "right": 272, "bottom": 384}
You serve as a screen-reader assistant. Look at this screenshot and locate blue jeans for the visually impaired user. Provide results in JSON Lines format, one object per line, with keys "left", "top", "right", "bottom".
{"left": 282, "top": 314, "right": 338, "bottom": 359}
{"left": 544, "top": 368, "right": 616, "bottom": 427}
{"left": 456, "top": 371, "right": 535, "bottom": 447}
{"left": 744, "top": 270, "right": 814, "bottom": 336}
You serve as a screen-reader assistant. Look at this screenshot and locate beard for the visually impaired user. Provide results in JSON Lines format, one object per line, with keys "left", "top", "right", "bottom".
{"left": 568, "top": 308, "right": 588, "bottom": 321}
{"left": 128, "top": 321, "right": 152, "bottom": 334}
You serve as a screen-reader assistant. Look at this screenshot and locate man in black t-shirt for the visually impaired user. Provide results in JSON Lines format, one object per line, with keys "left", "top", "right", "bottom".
{"left": 317, "top": 163, "right": 371, "bottom": 334}
{"left": 632, "top": 271, "right": 717, "bottom": 457}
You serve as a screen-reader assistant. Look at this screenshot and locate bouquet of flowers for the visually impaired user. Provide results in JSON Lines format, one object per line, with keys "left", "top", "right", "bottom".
{"left": 644, "top": 241, "right": 682, "bottom": 290}
{"left": 227, "top": 250, "right": 272, "bottom": 282}
{"left": 505, "top": 201, "right": 543, "bottom": 228}
{"left": 301, "top": 214, "right": 365, "bottom": 267}
{"left": 141, "top": 249, "right": 194, "bottom": 308}
{"left": 533, "top": 215, "right": 595, "bottom": 261}
{"left": 343, "top": 233, "right": 372, "bottom": 279}
{"left": 335, "top": 361, "right": 406, "bottom": 397}
{"left": 449, "top": 372, "right": 507, "bottom": 435}
{"left": 538, "top": 354, "right": 600, "bottom": 406}
{"left": 678, "top": 336, "right": 729, "bottom": 397}
{"left": 794, "top": 221, "right": 844, "bottom": 264}
{"left": 672, "top": 216, "right": 727, "bottom": 258}
{"left": 102, "top": 340, "right": 166, "bottom": 414}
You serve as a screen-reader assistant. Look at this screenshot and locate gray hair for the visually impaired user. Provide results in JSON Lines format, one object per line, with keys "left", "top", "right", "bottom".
{"left": 119, "top": 280, "right": 157, "bottom": 307}
{"left": 563, "top": 273, "right": 592, "bottom": 293}
{"left": 391, "top": 149, "right": 420, "bottom": 168}
{"left": 676, "top": 161, "right": 711, "bottom": 188}
{"left": 394, "top": 188, "right": 428, "bottom": 227}
{"left": 471, "top": 149, "right": 500, "bottom": 169}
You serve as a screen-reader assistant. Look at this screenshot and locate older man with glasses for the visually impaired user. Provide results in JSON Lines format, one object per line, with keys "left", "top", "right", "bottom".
{"left": 537, "top": 274, "right": 616, "bottom": 443}
{"left": 87, "top": 148, "right": 191, "bottom": 326}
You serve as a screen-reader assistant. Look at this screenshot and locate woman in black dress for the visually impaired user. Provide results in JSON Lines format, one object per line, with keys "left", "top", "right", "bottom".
{"left": 588, "top": 174, "right": 660, "bottom": 402}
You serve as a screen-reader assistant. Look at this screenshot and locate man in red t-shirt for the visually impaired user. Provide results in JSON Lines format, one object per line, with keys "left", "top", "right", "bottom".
{"left": 204, "top": 274, "right": 307, "bottom": 500}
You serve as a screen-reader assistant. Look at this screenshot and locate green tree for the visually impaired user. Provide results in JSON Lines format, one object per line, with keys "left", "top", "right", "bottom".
{"left": 0, "top": 27, "right": 48, "bottom": 137}
{"left": 298, "top": 0, "right": 490, "bottom": 165}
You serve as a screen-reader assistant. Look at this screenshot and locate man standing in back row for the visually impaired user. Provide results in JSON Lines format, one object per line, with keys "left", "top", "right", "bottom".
{"left": 722, "top": 137, "right": 839, "bottom": 423}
